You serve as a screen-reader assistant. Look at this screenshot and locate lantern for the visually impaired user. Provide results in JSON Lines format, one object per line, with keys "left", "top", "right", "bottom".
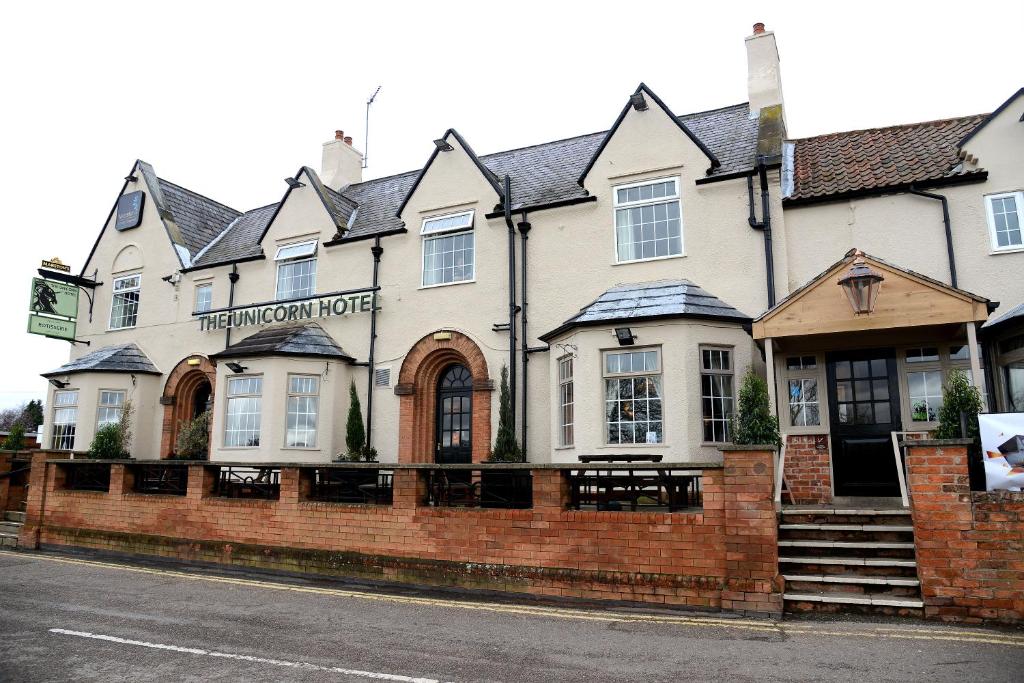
{"left": 838, "top": 251, "right": 884, "bottom": 314}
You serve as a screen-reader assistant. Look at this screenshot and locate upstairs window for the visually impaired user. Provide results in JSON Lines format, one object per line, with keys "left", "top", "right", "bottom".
{"left": 604, "top": 348, "right": 663, "bottom": 445}
{"left": 96, "top": 390, "right": 126, "bottom": 428}
{"left": 51, "top": 390, "right": 79, "bottom": 450}
{"left": 986, "top": 191, "right": 1023, "bottom": 251}
{"left": 275, "top": 241, "right": 317, "bottom": 300}
{"left": 194, "top": 283, "right": 213, "bottom": 313}
{"left": 422, "top": 211, "right": 475, "bottom": 287}
{"left": 109, "top": 274, "right": 141, "bottom": 330}
{"left": 613, "top": 177, "right": 682, "bottom": 262}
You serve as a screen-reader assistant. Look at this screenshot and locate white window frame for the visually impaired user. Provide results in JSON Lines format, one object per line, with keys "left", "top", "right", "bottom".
{"left": 985, "top": 191, "right": 1024, "bottom": 253}
{"left": 51, "top": 389, "right": 79, "bottom": 450}
{"left": 274, "top": 240, "right": 318, "bottom": 301}
{"left": 603, "top": 347, "right": 664, "bottom": 446}
{"left": 223, "top": 375, "right": 263, "bottom": 448}
{"left": 96, "top": 389, "right": 126, "bottom": 429}
{"left": 420, "top": 210, "right": 476, "bottom": 288}
{"left": 194, "top": 283, "right": 213, "bottom": 314}
{"left": 700, "top": 345, "right": 734, "bottom": 444}
{"left": 900, "top": 345, "right": 982, "bottom": 426}
{"left": 612, "top": 176, "right": 683, "bottom": 264}
{"left": 108, "top": 273, "right": 141, "bottom": 330}
{"left": 558, "top": 355, "right": 574, "bottom": 448}
{"left": 781, "top": 355, "right": 824, "bottom": 432}
{"left": 284, "top": 374, "right": 320, "bottom": 449}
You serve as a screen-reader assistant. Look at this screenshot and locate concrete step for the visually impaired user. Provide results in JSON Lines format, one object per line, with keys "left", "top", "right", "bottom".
{"left": 784, "top": 591, "right": 923, "bottom": 609}
{"left": 778, "top": 540, "right": 916, "bottom": 550}
{"left": 0, "top": 531, "right": 18, "bottom": 548}
{"left": 779, "top": 556, "right": 917, "bottom": 567}
{"left": 783, "top": 574, "right": 919, "bottom": 587}
{"left": 779, "top": 524, "right": 914, "bottom": 532}
{"left": 0, "top": 522, "right": 23, "bottom": 535}
{"left": 3, "top": 511, "right": 26, "bottom": 524}
{"left": 784, "top": 575, "right": 921, "bottom": 597}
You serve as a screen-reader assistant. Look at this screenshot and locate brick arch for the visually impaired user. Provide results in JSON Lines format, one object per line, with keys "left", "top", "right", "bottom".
{"left": 160, "top": 355, "right": 216, "bottom": 458}
{"left": 396, "top": 331, "right": 492, "bottom": 463}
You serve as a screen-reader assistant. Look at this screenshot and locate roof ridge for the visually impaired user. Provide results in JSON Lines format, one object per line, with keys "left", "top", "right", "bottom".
{"left": 157, "top": 177, "right": 242, "bottom": 215}
{"left": 676, "top": 101, "right": 749, "bottom": 118}
{"left": 479, "top": 129, "right": 608, "bottom": 160}
{"left": 790, "top": 113, "right": 989, "bottom": 142}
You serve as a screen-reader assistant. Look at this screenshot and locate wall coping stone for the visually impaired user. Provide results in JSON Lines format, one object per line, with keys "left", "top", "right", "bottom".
{"left": 904, "top": 439, "right": 974, "bottom": 447}
{"left": 47, "top": 459, "right": 724, "bottom": 471}
{"left": 718, "top": 444, "right": 779, "bottom": 452}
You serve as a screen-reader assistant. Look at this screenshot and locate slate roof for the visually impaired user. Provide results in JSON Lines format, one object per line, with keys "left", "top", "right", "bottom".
{"left": 192, "top": 203, "right": 276, "bottom": 267}
{"left": 42, "top": 343, "right": 161, "bottom": 377}
{"left": 983, "top": 301, "right": 1024, "bottom": 329}
{"left": 540, "top": 279, "right": 750, "bottom": 341}
{"left": 786, "top": 114, "right": 988, "bottom": 203}
{"left": 211, "top": 322, "right": 353, "bottom": 361}
{"left": 157, "top": 179, "right": 242, "bottom": 256}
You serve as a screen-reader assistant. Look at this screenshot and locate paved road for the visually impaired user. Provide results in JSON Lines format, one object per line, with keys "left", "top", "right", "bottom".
{"left": 0, "top": 549, "right": 1021, "bottom": 682}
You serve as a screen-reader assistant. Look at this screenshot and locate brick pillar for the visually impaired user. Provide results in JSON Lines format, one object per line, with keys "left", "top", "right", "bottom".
{"left": 393, "top": 469, "right": 424, "bottom": 509}
{"left": 187, "top": 464, "right": 214, "bottom": 502}
{"left": 0, "top": 452, "right": 11, "bottom": 512}
{"left": 279, "top": 467, "right": 301, "bottom": 508}
{"left": 532, "top": 469, "right": 569, "bottom": 509}
{"left": 18, "top": 451, "right": 68, "bottom": 549}
{"left": 109, "top": 464, "right": 128, "bottom": 497}
{"left": 718, "top": 446, "right": 782, "bottom": 616}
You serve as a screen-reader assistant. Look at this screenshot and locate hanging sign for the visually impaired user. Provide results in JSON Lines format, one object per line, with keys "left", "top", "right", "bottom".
{"left": 29, "top": 278, "right": 79, "bottom": 319}
{"left": 27, "top": 314, "right": 77, "bottom": 341}
{"left": 40, "top": 256, "right": 71, "bottom": 273}
{"left": 115, "top": 191, "right": 145, "bottom": 231}
{"left": 197, "top": 291, "right": 379, "bottom": 331}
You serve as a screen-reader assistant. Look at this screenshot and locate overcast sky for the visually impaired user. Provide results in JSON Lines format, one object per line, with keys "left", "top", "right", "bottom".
{"left": 1, "top": 0, "right": 1021, "bottom": 411}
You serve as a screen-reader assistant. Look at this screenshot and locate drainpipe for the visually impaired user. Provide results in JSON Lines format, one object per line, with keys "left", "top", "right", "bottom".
{"left": 225, "top": 264, "right": 239, "bottom": 348}
{"left": 518, "top": 214, "right": 531, "bottom": 458}
{"left": 365, "top": 237, "right": 383, "bottom": 451}
{"left": 503, "top": 175, "right": 518, "bottom": 432}
{"left": 747, "top": 161, "right": 777, "bottom": 308}
{"left": 908, "top": 185, "right": 958, "bottom": 288}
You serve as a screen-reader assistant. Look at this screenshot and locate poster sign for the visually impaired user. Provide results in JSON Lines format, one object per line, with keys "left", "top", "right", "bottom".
{"left": 29, "top": 278, "right": 79, "bottom": 319}
{"left": 115, "top": 191, "right": 145, "bottom": 231}
{"left": 27, "top": 314, "right": 76, "bottom": 341}
{"left": 978, "top": 412, "right": 1024, "bottom": 491}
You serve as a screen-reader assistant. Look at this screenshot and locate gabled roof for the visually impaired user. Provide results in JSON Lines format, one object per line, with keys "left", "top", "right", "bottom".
{"left": 785, "top": 115, "right": 988, "bottom": 204}
{"left": 254, "top": 166, "right": 355, "bottom": 248}
{"left": 42, "top": 343, "right": 161, "bottom": 378}
{"left": 539, "top": 279, "right": 750, "bottom": 342}
{"left": 958, "top": 87, "right": 1024, "bottom": 148}
{"left": 210, "top": 322, "right": 354, "bottom": 361}
{"left": 192, "top": 203, "right": 276, "bottom": 268}
{"left": 157, "top": 178, "right": 241, "bottom": 255}
{"left": 577, "top": 83, "right": 721, "bottom": 187}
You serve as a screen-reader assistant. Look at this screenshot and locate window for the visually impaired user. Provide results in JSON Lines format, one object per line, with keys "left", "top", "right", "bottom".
{"left": 788, "top": 379, "right": 819, "bottom": 427}
{"left": 224, "top": 376, "right": 262, "bottom": 447}
{"left": 194, "top": 283, "right": 213, "bottom": 313}
{"left": 421, "top": 211, "right": 475, "bottom": 287}
{"left": 285, "top": 375, "right": 319, "bottom": 448}
{"left": 903, "top": 345, "right": 982, "bottom": 423}
{"left": 986, "top": 192, "right": 1023, "bottom": 251}
{"left": 275, "top": 241, "right": 317, "bottom": 300}
{"left": 604, "top": 348, "right": 663, "bottom": 444}
{"left": 613, "top": 177, "right": 682, "bottom": 262}
{"left": 700, "top": 347, "right": 733, "bottom": 442}
{"left": 96, "top": 390, "right": 126, "bottom": 428}
{"left": 908, "top": 370, "right": 943, "bottom": 422}
{"left": 558, "top": 356, "right": 574, "bottom": 447}
{"left": 51, "top": 390, "right": 78, "bottom": 450}
{"left": 109, "top": 274, "right": 141, "bottom": 329}
{"left": 786, "top": 355, "right": 817, "bottom": 371}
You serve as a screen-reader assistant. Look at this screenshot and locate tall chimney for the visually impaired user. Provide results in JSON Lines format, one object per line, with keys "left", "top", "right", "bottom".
{"left": 321, "top": 128, "right": 363, "bottom": 190}
{"left": 745, "top": 22, "right": 786, "bottom": 128}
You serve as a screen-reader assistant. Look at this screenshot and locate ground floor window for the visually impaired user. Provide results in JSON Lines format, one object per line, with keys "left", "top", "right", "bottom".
{"left": 558, "top": 356, "right": 574, "bottom": 447}
{"left": 907, "top": 369, "right": 943, "bottom": 422}
{"left": 224, "top": 376, "right": 262, "bottom": 447}
{"left": 51, "top": 390, "right": 78, "bottom": 450}
{"left": 903, "top": 345, "right": 981, "bottom": 423}
{"left": 285, "top": 375, "right": 319, "bottom": 448}
{"left": 788, "top": 378, "right": 820, "bottom": 426}
{"left": 604, "top": 348, "right": 663, "bottom": 444}
{"left": 700, "top": 347, "right": 733, "bottom": 443}
{"left": 96, "top": 390, "right": 126, "bottom": 428}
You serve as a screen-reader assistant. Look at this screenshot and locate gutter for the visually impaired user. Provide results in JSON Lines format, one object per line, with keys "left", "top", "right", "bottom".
{"left": 365, "top": 237, "right": 384, "bottom": 451}
{"left": 225, "top": 264, "right": 239, "bottom": 348}
{"left": 746, "top": 159, "right": 777, "bottom": 309}
{"left": 518, "top": 214, "right": 531, "bottom": 458}
{"left": 502, "top": 176, "right": 518, "bottom": 436}
{"left": 907, "top": 185, "right": 958, "bottom": 288}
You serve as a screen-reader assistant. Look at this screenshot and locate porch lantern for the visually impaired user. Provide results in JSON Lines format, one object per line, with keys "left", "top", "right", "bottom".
{"left": 838, "top": 251, "right": 884, "bottom": 314}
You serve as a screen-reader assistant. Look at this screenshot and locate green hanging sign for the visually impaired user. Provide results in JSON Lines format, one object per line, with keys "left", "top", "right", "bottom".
{"left": 29, "top": 278, "right": 79, "bottom": 319}
{"left": 28, "top": 314, "right": 77, "bottom": 341}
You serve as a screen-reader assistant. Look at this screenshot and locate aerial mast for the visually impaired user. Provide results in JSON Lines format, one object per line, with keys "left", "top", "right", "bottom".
{"left": 363, "top": 85, "right": 382, "bottom": 170}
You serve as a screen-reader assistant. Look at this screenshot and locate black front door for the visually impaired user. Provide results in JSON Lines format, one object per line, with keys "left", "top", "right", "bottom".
{"left": 436, "top": 364, "right": 472, "bottom": 464}
{"left": 827, "top": 349, "right": 902, "bottom": 497}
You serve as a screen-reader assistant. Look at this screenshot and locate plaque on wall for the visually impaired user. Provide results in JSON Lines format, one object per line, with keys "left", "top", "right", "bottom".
{"left": 115, "top": 191, "right": 145, "bottom": 231}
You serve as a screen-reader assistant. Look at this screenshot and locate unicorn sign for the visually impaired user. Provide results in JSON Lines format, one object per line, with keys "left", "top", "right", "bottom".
{"left": 29, "top": 278, "right": 79, "bottom": 319}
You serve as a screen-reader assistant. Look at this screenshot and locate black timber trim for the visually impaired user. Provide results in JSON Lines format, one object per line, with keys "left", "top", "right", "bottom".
{"left": 324, "top": 226, "right": 408, "bottom": 247}
{"left": 41, "top": 367, "right": 163, "bottom": 378}
{"left": 483, "top": 195, "right": 597, "bottom": 219}
{"left": 182, "top": 253, "right": 266, "bottom": 274}
{"left": 782, "top": 171, "right": 989, "bottom": 208}
{"left": 538, "top": 312, "right": 751, "bottom": 343}
{"left": 254, "top": 166, "right": 348, "bottom": 247}
{"left": 577, "top": 83, "right": 720, "bottom": 188}
{"left": 394, "top": 128, "right": 505, "bottom": 219}
{"left": 209, "top": 349, "right": 356, "bottom": 363}
{"left": 958, "top": 88, "right": 1023, "bottom": 148}
{"left": 694, "top": 163, "right": 781, "bottom": 186}
{"left": 80, "top": 160, "right": 152, "bottom": 277}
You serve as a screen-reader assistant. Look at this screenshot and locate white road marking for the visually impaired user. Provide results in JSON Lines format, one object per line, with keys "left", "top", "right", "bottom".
{"left": 49, "top": 628, "right": 453, "bottom": 682}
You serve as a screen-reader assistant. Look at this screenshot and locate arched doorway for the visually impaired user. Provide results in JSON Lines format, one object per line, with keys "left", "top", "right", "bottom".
{"left": 161, "top": 356, "right": 216, "bottom": 458}
{"left": 436, "top": 364, "right": 472, "bottom": 463}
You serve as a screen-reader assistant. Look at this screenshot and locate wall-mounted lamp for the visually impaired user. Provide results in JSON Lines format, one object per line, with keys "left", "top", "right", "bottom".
{"left": 124, "top": 174, "right": 138, "bottom": 182}
{"left": 285, "top": 177, "right": 306, "bottom": 189}
{"left": 614, "top": 327, "right": 636, "bottom": 346}
{"left": 225, "top": 362, "right": 248, "bottom": 373}
{"left": 838, "top": 250, "right": 884, "bottom": 315}
{"left": 433, "top": 139, "right": 454, "bottom": 152}
{"left": 48, "top": 378, "right": 70, "bottom": 389}
{"left": 629, "top": 92, "right": 648, "bottom": 111}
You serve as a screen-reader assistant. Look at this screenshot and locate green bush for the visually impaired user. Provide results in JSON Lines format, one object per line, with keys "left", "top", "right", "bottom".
{"left": 730, "top": 368, "right": 782, "bottom": 448}
{"left": 1, "top": 423, "right": 25, "bottom": 450}
{"left": 934, "top": 369, "right": 983, "bottom": 441}
{"left": 345, "top": 381, "right": 367, "bottom": 460}
{"left": 488, "top": 365, "right": 522, "bottom": 462}
{"left": 88, "top": 423, "right": 127, "bottom": 459}
{"left": 175, "top": 410, "right": 211, "bottom": 459}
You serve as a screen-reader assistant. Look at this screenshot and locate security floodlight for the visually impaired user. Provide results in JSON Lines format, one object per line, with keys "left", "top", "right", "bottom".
{"left": 433, "top": 139, "right": 454, "bottom": 152}
{"left": 614, "top": 327, "right": 636, "bottom": 346}
{"left": 225, "top": 362, "right": 248, "bottom": 374}
{"left": 629, "top": 93, "right": 648, "bottom": 111}
{"left": 285, "top": 177, "right": 306, "bottom": 189}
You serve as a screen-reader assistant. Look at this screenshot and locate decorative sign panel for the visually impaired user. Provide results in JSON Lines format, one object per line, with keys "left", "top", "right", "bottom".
{"left": 29, "top": 278, "right": 79, "bottom": 319}
{"left": 115, "top": 191, "right": 145, "bottom": 231}
{"left": 28, "top": 314, "right": 76, "bottom": 341}
{"left": 40, "top": 257, "right": 71, "bottom": 273}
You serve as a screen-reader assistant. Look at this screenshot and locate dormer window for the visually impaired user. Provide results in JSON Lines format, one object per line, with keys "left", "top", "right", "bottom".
{"left": 421, "top": 210, "right": 475, "bottom": 287}
{"left": 275, "top": 240, "right": 317, "bottom": 300}
{"left": 613, "top": 177, "right": 682, "bottom": 263}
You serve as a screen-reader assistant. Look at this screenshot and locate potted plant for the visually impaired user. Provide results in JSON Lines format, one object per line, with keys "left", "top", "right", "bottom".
{"left": 934, "top": 368, "right": 984, "bottom": 488}
{"left": 175, "top": 410, "right": 211, "bottom": 460}
{"left": 482, "top": 365, "right": 531, "bottom": 508}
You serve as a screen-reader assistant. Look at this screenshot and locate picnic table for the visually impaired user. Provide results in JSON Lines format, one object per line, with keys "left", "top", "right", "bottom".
{"left": 573, "top": 453, "right": 697, "bottom": 511}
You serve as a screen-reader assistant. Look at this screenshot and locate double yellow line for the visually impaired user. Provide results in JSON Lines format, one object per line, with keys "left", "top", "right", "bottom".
{"left": 5, "top": 550, "right": 1023, "bottom": 648}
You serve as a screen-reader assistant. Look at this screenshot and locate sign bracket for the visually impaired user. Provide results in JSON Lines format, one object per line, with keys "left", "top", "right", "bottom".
{"left": 39, "top": 268, "right": 101, "bottom": 322}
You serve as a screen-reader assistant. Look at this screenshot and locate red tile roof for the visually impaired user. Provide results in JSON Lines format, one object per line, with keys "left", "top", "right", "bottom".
{"left": 787, "top": 114, "right": 988, "bottom": 203}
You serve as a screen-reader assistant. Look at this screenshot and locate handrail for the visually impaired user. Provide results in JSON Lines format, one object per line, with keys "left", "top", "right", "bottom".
{"left": 890, "top": 431, "right": 928, "bottom": 508}
{"left": 0, "top": 466, "right": 31, "bottom": 480}
{"left": 773, "top": 442, "right": 787, "bottom": 508}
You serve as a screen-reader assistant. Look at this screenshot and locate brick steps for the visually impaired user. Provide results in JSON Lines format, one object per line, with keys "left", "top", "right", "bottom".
{"left": 1, "top": 511, "right": 25, "bottom": 548}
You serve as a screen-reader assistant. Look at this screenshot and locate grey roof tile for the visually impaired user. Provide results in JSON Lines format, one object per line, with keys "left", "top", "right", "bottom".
{"left": 157, "top": 179, "right": 242, "bottom": 256}
{"left": 212, "top": 322, "right": 353, "bottom": 361}
{"left": 192, "top": 203, "right": 275, "bottom": 267}
{"left": 42, "top": 343, "right": 160, "bottom": 377}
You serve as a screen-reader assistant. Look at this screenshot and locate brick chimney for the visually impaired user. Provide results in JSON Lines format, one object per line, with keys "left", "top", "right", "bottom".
{"left": 745, "top": 22, "right": 786, "bottom": 128}
{"left": 321, "top": 129, "right": 363, "bottom": 190}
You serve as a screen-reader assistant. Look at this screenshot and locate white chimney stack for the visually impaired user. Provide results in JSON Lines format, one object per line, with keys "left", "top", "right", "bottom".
{"left": 321, "top": 129, "right": 364, "bottom": 190}
{"left": 745, "top": 22, "right": 786, "bottom": 128}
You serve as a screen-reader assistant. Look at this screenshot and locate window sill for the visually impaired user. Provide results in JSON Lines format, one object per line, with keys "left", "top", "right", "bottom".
{"left": 989, "top": 247, "right": 1024, "bottom": 256}
{"left": 553, "top": 445, "right": 576, "bottom": 451}
{"left": 596, "top": 442, "right": 666, "bottom": 449}
{"left": 218, "top": 446, "right": 261, "bottom": 451}
{"left": 418, "top": 278, "right": 476, "bottom": 291}
{"left": 282, "top": 446, "right": 321, "bottom": 451}
{"left": 612, "top": 253, "right": 686, "bottom": 267}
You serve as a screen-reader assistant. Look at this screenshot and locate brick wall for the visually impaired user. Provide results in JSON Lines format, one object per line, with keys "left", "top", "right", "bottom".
{"left": 783, "top": 434, "right": 832, "bottom": 505}
{"left": 906, "top": 442, "right": 1024, "bottom": 624}
{"left": 20, "top": 450, "right": 781, "bottom": 616}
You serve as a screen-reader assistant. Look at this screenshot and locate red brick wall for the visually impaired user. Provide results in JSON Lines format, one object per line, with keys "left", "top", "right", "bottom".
{"left": 783, "top": 434, "right": 832, "bottom": 505}
{"left": 21, "top": 450, "right": 781, "bottom": 616}
{"left": 906, "top": 443, "right": 1024, "bottom": 624}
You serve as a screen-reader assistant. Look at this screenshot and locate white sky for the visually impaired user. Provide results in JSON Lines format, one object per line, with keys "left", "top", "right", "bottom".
{"left": 1, "top": 0, "right": 1021, "bottom": 410}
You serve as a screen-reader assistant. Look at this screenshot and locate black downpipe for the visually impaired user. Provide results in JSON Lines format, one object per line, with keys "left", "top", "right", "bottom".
{"left": 225, "top": 264, "right": 239, "bottom": 348}
{"left": 503, "top": 176, "right": 518, "bottom": 436}
{"left": 518, "top": 215, "right": 532, "bottom": 458}
{"left": 747, "top": 163, "right": 777, "bottom": 309}
{"left": 908, "top": 185, "right": 958, "bottom": 288}
{"left": 365, "top": 237, "right": 383, "bottom": 450}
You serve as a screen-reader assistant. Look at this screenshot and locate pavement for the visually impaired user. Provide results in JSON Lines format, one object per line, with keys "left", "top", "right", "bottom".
{"left": 0, "top": 548, "right": 1021, "bottom": 682}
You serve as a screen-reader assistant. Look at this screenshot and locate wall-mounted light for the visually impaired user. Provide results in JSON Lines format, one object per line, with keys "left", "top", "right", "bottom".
{"left": 433, "top": 139, "right": 454, "bottom": 152}
{"left": 629, "top": 92, "right": 648, "bottom": 111}
{"left": 225, "top": 362, "right": 248, "bottom": 373}
{"left": 838, "top": 250, "right": 885, "bottom": 315}
{"left": 285, "top": 177, "right": 306, "bottom": 189}
{"left": 124, "top": 174, "right": 138, "bottom": 182}
{"left": 48, "top": 378, "right": 69, "bottom": 389}
{"left": 614, "top": 327, "right": 636, "bottom": 346}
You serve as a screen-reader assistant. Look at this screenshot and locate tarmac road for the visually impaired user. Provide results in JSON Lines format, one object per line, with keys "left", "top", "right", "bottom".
{"left": 0, "top": 548, "right": 1021, "bottom": 682}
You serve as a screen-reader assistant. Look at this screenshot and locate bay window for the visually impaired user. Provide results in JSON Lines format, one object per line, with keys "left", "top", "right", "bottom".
{"left": 96, "top": 390, "right": 126, "bottom": 428}
{"left": 224, "top": 376, "right": 262, "bottom": 447}
{"left": 51, "top": 390, "right": 79, "bottom": 450}
{"left": 613, "top": 177, "right": 682, "bottom": 263}
{"left": 700, "top": 346, "right": 734, "bottom": 443}
{"left": 604, "top": 348, "right": 663, "bottom": 445}
{"left": 285, "top": 375, "right": 320, "bottom": 448}
{"left": 558, "top": 356, "right": 574, "bottom": 447}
